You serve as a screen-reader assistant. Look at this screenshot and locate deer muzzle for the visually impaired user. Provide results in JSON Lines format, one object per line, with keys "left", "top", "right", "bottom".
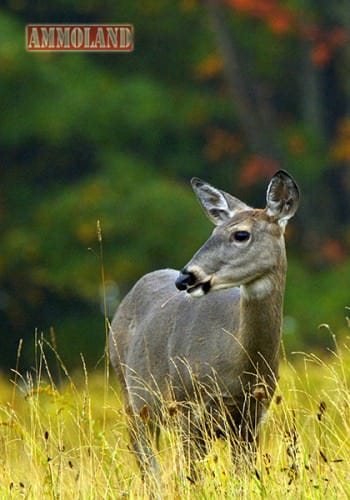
{"left": 175, "top": 269, "right": 211, "bottom": 297}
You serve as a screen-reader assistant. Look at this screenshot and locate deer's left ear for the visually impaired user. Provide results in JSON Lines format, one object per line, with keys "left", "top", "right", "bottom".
{"left": 266, "top": 170, "right": 300, "bottom": 226}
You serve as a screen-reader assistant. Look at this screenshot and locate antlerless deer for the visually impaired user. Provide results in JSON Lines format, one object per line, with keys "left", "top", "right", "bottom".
{"left": 109, "top": 170, "right": 300, "bottom": 476}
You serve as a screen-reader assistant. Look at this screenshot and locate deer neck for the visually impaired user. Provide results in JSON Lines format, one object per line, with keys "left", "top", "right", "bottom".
{"left": 238, "top": 262, "right": 286, "bottom": 380}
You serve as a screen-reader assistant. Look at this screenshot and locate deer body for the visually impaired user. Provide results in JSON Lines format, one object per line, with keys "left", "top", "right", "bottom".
{"left": 109, "top": 171, "right": 299, "bottom": 475}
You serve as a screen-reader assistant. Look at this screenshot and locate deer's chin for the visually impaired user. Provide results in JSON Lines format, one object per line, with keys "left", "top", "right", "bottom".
{"left": 187, "top": 281, "right": 211, "bottom": 297}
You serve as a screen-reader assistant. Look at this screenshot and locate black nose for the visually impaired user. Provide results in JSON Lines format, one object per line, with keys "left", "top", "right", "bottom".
{"left": 175, "top": 270, "right": 196, "bottom": 291}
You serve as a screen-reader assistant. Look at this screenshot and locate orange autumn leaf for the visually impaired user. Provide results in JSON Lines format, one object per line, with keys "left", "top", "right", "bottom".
{"left": 239, "top": 155, "right": 279, "bottom": 187}
{"left": 205, "top": 127, "right": 242, "bottom": 161}
{"left": 287, "top": 133, "right": 306, "bottom": 156}
{"left": 312, "top": 28, "right": 348, "bottom": 67}
{"left": 311, "top": 42, "right": 332, "bottom": 67}
{"left": 268, "top": 10, "right": 294, "bottom": 34}
{"left": 225, "top": 0, "right": 295, "bottom": 34}
{"left": 180, "top": 0, "right": 198, "bottom": 11}
{"left": 330, "top": 117, "right": 350, "bottom": 162}
{"left": 328, "top": 27, "right": 348, "bottom": 47}
{"left": 252, "top": 0, "right": 277, "bottom": 17}
{"left": 195, "top": 54, "right": 223, "bottom": 79}
{"left": 321, "top": 239, "right": 347, "bottom": 265}
{"left": 228, "top": 0, "right": 258, "bottom": 13}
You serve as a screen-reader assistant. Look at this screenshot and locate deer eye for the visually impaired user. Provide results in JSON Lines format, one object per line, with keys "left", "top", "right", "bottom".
{"left": 232, "top": 230, "right": 250, "bottom": 242}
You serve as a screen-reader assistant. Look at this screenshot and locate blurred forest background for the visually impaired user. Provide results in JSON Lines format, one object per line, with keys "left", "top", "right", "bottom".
{"left": 0, "top": 0, "right": 349, "bottom": 372}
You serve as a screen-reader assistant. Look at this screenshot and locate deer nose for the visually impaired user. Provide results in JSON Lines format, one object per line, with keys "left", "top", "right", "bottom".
{"left": 175, "top": 270, "right": 196, "bottom": 291}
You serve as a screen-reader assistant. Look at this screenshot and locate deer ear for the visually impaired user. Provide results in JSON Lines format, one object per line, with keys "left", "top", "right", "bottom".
{"left": 191, "top": 178, "right": 250, "bottom": 225}
{"left": 266, "top": 170, "right": 300, "bottom": 226}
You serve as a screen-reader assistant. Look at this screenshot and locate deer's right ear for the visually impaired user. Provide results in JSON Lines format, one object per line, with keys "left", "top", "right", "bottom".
{"left": 266, "top": 170, "right": 300, "bottom": 226}
{"left": 191, "top": 178, "right": 249, "bottom": 225}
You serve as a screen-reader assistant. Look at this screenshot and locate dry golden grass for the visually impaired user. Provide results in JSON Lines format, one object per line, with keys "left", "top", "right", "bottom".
{"left": 1, "top": 334, "right": 350, "bottom": 498}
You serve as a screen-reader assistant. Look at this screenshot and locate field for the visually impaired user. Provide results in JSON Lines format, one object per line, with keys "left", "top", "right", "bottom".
{"left": 1, "top": 333, "right": 350, "bottom": 499}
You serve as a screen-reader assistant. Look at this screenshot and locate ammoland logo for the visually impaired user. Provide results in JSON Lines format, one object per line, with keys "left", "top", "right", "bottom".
{"left": 26, "top": 24, "right": 134, "bottom": 52}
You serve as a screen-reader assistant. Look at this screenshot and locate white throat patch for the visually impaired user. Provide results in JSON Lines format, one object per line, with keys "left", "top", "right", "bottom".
{"left": 241, "top": 276, "right": 274, "bottom": 301}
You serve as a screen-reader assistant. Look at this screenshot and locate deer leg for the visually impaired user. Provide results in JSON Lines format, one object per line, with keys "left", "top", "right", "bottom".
{"left": 127, "top": 411, "right": 161, "bottom": 480}
{"left": 227, "top": 396, "right": 261, "bottom": 472}
{"left": 179, "top": 408, "right": 208, "bottom": 481}
{"left": 231, "top": 432, "right": 258, "bottom": 471}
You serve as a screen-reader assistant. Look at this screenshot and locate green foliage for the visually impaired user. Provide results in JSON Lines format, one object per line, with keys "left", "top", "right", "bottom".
{"left": 14, "top": 153, "right": 210, "bottom": 300}
{"left": 284, "top": 258, "right": 350, "bottom": 351}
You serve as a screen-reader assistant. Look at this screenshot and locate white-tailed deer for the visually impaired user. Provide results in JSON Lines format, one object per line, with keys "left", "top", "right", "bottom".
{"left": 109, "top": 170, "right": 299, "bottom": 477}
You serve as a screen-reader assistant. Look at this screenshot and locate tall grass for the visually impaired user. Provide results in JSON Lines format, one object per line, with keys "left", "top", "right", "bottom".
{"left": 0, "top": 330, "right": 350, "bottom": 498}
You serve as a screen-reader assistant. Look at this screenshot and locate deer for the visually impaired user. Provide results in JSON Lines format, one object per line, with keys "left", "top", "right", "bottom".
{"left": 109, "top": 170, "right": 299, "bottom": 478}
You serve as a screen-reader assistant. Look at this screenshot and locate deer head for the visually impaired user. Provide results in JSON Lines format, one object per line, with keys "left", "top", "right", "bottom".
{"left": 175, "top": 170, "right": 299, "bottom": 298}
